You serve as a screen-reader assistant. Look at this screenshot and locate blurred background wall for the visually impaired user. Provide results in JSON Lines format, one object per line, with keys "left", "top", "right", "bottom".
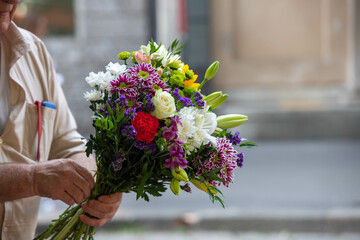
{"left": 14, "top": 0, "right": 360, "bottom": 140}
{"left": 13, "top": 0, "right": 360, "bottom": 238}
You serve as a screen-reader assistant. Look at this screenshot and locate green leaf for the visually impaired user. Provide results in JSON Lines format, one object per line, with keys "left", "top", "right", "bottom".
{"left": 136, "top": 162, "right": 154, "bottom": 200}
{"left": 94, "top": 119, "right": 102, "bottom": 128}
{"left": 116, "top": 107, "right": 125, "bottom": 123}
{"left": 108, "top": 119, "right": 114, "bottom": 130}
{"left": 240, "top": 141, "right": 258, "bottom": 148}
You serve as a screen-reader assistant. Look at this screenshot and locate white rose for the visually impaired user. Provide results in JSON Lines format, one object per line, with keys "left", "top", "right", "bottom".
{"left": 151, "top": 89, "right": 177, "bottom": 119}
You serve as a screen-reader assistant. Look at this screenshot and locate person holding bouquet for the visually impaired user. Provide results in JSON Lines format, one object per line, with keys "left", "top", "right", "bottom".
{"left": 0, "top": 0, "right": 122, "bottom": 239}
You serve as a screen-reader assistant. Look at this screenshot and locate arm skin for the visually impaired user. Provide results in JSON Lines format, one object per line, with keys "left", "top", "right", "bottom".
{"left": 0, "top": 153, "right": 95, "bottom": 203}
{"left": 0, "top": 152, "right": 123, "bottom": 227}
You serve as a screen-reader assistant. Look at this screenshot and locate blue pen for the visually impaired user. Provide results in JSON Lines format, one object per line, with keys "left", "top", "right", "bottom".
{"left": 41, "top": 101, "right": 56, "bottom": 109}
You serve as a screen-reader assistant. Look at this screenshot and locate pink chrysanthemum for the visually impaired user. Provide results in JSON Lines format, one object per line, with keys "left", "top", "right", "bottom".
{"left": 199, "top": 137, "right": 238, "bottom": 187}
{"left": 128, "top": 63, "right": 157, "bottom": 82}
{"left": 142, "top": 77, "right": 170, "bottom": 96}
{"left": 110, "top": 74, "right": 139, "bottom": 104}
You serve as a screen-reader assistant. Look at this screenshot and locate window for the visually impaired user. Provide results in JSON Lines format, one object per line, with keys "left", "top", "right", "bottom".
{"left": 14, "top": 0, "right": 74, "bottom": 37}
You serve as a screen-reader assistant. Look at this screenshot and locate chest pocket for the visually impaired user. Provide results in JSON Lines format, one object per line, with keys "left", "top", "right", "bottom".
{"left": 5, "top": 102, "right": 56, "bottom": 163}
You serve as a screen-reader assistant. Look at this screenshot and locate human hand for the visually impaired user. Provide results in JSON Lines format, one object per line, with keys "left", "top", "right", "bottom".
{"left": 80, "top": 192, "right": 123, "bottom": 227}
{"left": 31, "top": 159, "right": 95, "bottom": 205}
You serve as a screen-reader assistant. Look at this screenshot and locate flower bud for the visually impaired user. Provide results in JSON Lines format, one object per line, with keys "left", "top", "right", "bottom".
{"left": 209, "top": 94, "right": 228, "bottom": 110}
{"left": 203, "top": 91, "right": 222, "bottom": 106}
{"left": 171, "top": 167, "right": 189, "bottom": 181}
{"left": 170, "top": 178, "right": 181, "bottom": 195}
{"left": 190, "top": 178, "right": 217, "bottom": 195}
{"left": 157, "top": 67, "right": 163, "bottom": 76}
{"left": 204, "top": 61, "right": 219, "bottom": 82}
{"left": 198, "top": 61, "right": 220, "bottom": 89}
{"left": 216, "top": 114, "right": 248, "bottom": 129}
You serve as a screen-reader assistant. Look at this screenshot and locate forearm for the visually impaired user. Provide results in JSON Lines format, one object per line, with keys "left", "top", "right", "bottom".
{"left": 0, "top": 163, "right": 34, "bottom": 202}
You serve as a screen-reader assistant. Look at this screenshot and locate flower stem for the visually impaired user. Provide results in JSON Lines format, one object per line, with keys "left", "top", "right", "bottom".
{"left": 53, "top": 208, "right": 83, "bottom": 240}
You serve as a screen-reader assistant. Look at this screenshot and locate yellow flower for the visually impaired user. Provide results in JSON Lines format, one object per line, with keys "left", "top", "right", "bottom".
{"left": 182, "top": 64, "right": 199, "bottom": 89}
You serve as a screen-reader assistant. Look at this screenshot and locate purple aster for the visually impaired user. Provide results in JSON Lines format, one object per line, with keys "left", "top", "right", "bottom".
{"left": 180, "top": 97, "right": 193, "bottom": 107}
{"left": 145, "top": 94, "right": 154, "bottom": 111}
{"left": 124, "top": 107, "right": 137, "bottom": 119}
{"left": 237, "top": 152, "right": 244, "bottom": 168}
{"left": 173, "top": 88, "right": 181, "bottom": 99}
{"left": 121, "top": 125, "right": 137, "bottom": 139}
{"left": 114, "top": 151, "right": 125, "bottom": 171}
{"left": 229, "top": 131, "right": 242, "bottom": 146}
{"left": 134, "top": 140, "right": 156, "bottom": 151}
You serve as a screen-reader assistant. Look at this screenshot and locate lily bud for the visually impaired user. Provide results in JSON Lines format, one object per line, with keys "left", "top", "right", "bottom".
{"left": 217, "top": 114, "right": 248, "bottom": 129}
{"left": 203, "top": 91, "right": 222, "bottom": 106}
{"left": 198, "top": 61, "right": 220, "bottom": 89}
{"left": 204, "top": 61, "right": 219, "bottom": 82}
{"left": 214, "top": 127, "right": 223, "bottom": 135}
{"left": 190, "top": 178, "right": 217, "bottom": 195}
{"left": 170, "top": 178, "right": 181, "bottom": 195}
{"left": 209, "top": 94, "right": 228, "bottom": 110}
{"left": 171, "top": 167, "right": 189, "bottom": 182}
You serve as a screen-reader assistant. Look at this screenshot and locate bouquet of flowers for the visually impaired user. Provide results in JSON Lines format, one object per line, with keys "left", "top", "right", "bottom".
{"left": 35, "top": 40, "right": 256, "bottom": 240}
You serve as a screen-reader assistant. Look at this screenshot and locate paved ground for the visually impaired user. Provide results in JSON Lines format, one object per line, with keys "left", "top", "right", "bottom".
{"left": 94, "top": 231, "right": 360, "bottom": 240}
{"left": 37, "top": 139, "right": 360, "bottom": 237}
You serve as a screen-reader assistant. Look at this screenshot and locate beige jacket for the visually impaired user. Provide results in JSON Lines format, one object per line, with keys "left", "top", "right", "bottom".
{"left": 0, "top": 23, "right": 85, "bottom": 239}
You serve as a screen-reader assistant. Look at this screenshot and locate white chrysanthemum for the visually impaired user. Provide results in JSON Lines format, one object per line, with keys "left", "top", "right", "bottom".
{"left": 85, "top": 71, "right": 113, "bottom": 91}
{"left": 105, "top": 62, "right": 127, "bottom": 75}
{"left": 84, "top": 89, "right": 103, "bottom": 102}
{"left": 85, "top": 72, "right": 99, "bottom": 87}
{"left": 177, "top": 106, "right": 217, "bottom": 151}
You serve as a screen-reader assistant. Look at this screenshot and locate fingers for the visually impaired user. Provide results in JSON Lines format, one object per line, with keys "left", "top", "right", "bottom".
{"left": 72, "top": 162, "right": 95, "bottom": 190}
{"left": 72, "top": 175, "right": 92, "bottom": 200}
{"left": 65, "top": 183, "right": 88, "bottom": 204}
{"left": 81, "top": 200, "right": 115, "bottom": 219}
{"left": 52, "top": 190, "right": 75, "bottom": 206}
{"left": 80, "top": 193, "right": 123, "bottom": 227}
{"left": 79, "top": 214, "right": 107, "bottom": 227}
{"left": 98, "top": 193, "right": 123, "bottom": 204}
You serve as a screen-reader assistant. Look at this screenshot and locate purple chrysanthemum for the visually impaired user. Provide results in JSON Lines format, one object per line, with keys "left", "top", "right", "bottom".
{"left": 128, "top": 63, "right": 156, "bottom": 82}
{"left": 110, "top": 74, "right": 139, "bottom": 103}
{"left": 142, "top": 77, "right": 170, "bottom": 96}
{"left": 201, "top": 137, "right": 238, "bottom": 187}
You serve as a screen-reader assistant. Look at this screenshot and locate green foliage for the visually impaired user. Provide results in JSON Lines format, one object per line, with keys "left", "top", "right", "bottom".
{"left": 240, "top": 141, "right": 258, "bottom": 148}
{"left": 168, "top": 39, "right": 184, "bottom": 55}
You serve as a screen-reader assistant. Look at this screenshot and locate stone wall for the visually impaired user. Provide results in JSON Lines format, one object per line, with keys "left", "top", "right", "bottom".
{"left": 43, "top": 0, "right": 150, "bottom": 137}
